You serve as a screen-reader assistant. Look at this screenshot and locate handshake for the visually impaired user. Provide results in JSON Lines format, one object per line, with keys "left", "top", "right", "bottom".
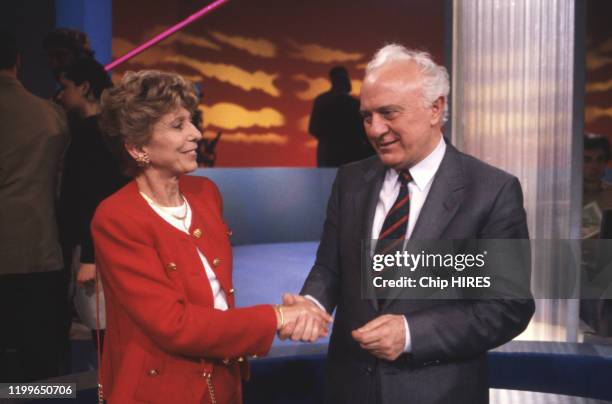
{"left": 273, "top": 294, "right": 333, "bottom": 342}
{"left": 273, "top": 294, "right": 407, "bottom": 361}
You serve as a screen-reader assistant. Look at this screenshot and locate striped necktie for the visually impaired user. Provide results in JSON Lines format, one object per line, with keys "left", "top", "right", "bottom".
{"left": 376, "top": 170, "right": 413, "bottom": 253}
{"left": 376, "top": 170, "right": 412, "bottom": 307}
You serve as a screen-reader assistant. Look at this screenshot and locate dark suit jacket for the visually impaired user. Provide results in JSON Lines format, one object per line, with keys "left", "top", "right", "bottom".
{"left": 301, "top": 142, "right": 535, "bottom": 404}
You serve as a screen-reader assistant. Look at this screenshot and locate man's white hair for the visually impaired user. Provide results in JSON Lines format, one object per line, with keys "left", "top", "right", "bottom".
{"left": 365, "top": 44, "right": 450, "bottom": 123}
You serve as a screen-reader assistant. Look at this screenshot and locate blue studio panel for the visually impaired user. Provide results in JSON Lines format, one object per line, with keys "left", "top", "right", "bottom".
{"left": 193, "top": 168, "right": 337, "bottom": 245}
{"left": 55, "top": 0, "right": 112, "bottom": 64}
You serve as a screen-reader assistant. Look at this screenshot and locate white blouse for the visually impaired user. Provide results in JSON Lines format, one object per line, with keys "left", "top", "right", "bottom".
{"left": 140, "top": 192, "right": 228, "bottom": 311}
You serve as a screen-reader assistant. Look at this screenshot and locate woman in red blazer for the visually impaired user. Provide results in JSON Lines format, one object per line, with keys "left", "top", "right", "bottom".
{"left": 92, "top": 70, "right": 331, "bottom": 404}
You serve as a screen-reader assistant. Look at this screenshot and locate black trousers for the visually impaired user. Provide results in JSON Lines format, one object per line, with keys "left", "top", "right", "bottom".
{"left": 0, "top": 270, "right": 66, "bottom": 382}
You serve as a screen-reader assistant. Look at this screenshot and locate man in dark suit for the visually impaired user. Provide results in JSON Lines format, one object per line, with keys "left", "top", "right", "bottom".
{"left": 0, "top": 31, "right": 69, "bottom": 381}
{"left": 282, "top": 44, "right": 534, "bottom": 403}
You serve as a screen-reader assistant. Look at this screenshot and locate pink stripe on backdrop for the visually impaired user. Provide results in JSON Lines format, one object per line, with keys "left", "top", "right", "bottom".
{"left": 105, "top": 0, "right": 230, "bottom": 71}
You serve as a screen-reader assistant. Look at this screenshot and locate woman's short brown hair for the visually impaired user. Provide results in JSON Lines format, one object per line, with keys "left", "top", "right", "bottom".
{"left": 99, "top": 70, "right": 199, "bottom": 176}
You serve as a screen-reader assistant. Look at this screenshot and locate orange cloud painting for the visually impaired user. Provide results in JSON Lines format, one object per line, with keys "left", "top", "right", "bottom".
{"left": 112, "top": 0, "right": 445, "bottom": 166}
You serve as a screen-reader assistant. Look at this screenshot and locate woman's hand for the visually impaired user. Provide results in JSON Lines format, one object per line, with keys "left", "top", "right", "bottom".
{"left": 275, "top": 296, "right": 333, "bottom": 342}
{"left": 77, "top": 263, "right": 97, "bottom": 287}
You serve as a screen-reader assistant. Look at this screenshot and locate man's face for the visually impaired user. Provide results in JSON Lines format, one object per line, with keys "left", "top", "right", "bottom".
{"left": 359, "top": 61, "right": 444, "bottom": 170}
{"left": 584, "top": 148, "right": 608, "bottom": 183}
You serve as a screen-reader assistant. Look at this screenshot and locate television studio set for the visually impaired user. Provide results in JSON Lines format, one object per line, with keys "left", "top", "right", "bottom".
{"left": 1, "top": 0, "right": 611, "bottom": 403}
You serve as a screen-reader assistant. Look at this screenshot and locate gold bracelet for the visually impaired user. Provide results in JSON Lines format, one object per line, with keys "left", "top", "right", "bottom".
{"left": 275, "top": 305, "right": 284, "bottom": 329}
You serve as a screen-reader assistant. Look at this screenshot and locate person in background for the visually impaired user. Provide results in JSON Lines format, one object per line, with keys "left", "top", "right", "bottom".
{"left": 43, "top": 28, "right": 96, "bottom": 369}
{"left": 93, "top": 70, "right": 331, "bottom": 403}
{"left": 581, "top": 133, "right": 612, "bottom": 338}
{"left": 0, "top": 30, "right": 69, "bottom": 382}
{"left": 309, "top": 66, "right": 374, "bottom": 167}
{"left": 583, "top": 133, "right": 612, "bottom": 224}
{"left": 43, "top": 28, "right": 94, "bottom": 82}
{"left": 56, "top": 57, "right": 128, "bottom": 352}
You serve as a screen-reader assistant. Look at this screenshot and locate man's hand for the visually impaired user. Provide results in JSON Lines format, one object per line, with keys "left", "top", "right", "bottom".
{"left": 77, "top": 263, "right": 96, "bottom": 287}
{"left": 351, "top": 314, "right": 406, "bottom": 361}
{"left": 278, "top": 293, "right": 332, "bottom": 342}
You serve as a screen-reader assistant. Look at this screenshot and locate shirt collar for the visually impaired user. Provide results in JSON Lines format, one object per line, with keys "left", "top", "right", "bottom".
{"left": 386, "top": 135, "right": 446, "bottom": 192}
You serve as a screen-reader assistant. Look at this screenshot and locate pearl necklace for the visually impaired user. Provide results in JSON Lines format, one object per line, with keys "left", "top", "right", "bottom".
{"left": 140, "top": 191, "right": 190, "bottom": 231}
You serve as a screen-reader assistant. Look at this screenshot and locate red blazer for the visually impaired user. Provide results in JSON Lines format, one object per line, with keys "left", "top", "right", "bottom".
{"left": 92, "top": 175, "right": 277, "bottom": 404}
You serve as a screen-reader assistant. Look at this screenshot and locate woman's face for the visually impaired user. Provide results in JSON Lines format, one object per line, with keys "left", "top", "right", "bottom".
{"left": 141, "top": 107, "right": 202, "bottom": 177}
{"left": 57, "top": 74, "right": 87, "bottom": 114}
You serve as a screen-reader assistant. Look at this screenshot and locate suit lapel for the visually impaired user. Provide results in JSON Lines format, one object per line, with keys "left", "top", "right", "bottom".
{"left": 409, "top": 144, "right": 466, "bottom": 240}
{"left": 352, "top": 159, "right": 386, "bottom": 311}
{"left": 381, "top": 144, "right": 466, "bottom": 310}
{"left": 360, "top": 160, "right": 387, "bottom": 243}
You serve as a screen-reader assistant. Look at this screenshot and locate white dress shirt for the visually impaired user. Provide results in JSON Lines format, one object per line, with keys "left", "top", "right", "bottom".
{"left": 372, "top": 136, "right": 447, "bottom": 243}
{"left": 307, "top": 135, "right": 446, "bottom": 353}
{"left": 372, "top": 136, "right": 446, "bottom": 352}
{"left": 141, "top": 193, "right": 229, "bottom": 311}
